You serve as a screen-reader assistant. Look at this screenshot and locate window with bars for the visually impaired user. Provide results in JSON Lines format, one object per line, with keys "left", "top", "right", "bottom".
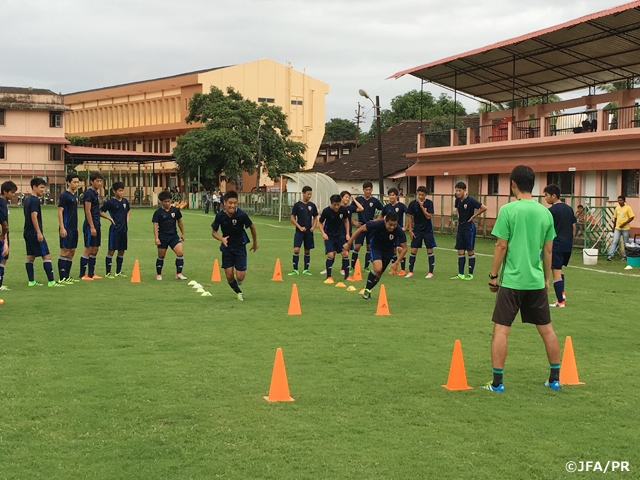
{"left": 547, "top": 172, "right": 575, "bottom": 195}
{"left": 488, "top": 174, "right": 499, "bottom": 195}
{"left": 426, "top": 176, "right": 435, "bottom": 194}
{"left": 622, "top": 169, "right": 639, "bottom": 198}
{"left": 50, "top": 144, "right": 62, "bottom": 161}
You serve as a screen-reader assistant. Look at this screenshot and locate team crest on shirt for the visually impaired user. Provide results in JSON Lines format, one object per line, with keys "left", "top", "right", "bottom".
{"left": 232, "top": 219, "right": 237, "bottom": 225}
{"left": 389, "top": 234, "right": 394, "bottom": 240}
{"left": 395, "top": 207, "right": 399, "bottom": 212}
{"left": 464, "top": 204, "right": 468, "bottom": 209}
{"left": 339, "top": 214, "right": 343, "bottom": 219}
{"left": 369, "top": 202, "right": 373, "bottom": 207}
{"left": 308, "top": 206, "right": 312, "bottom": 211}
{"left": 171, "top": 212, "right": 175, "bottom": 218}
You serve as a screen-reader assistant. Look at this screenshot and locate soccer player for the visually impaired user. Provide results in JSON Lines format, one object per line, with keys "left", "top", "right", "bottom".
{"left": 80, "top": 172, "right": 113, "bottom": 280}
{"left": 152, "top": 190, "right": 187, "bottom": 281}
{"left": 211, "top": 190, "right": 258, "bottom": 301}
{"left": 0, "top": 181, "right": 17, "bottom": 291}
{"left": 544, "top": 184, "right": 576, "bottom": 308}
{"left": 452, "top": 181, "right": 487, "bottom": 280}
{"left": 352, "top": 181, "right": 384, "bottom": 272}
{"left": 381, "top": 188, "right": 409, "bottom": 275}
{"left": 485, "top": 165, "right": 561, "bottom": 392}
{"left": 57, "top": 172, "right": 80, "bottom": 283}
{"left": 101, "top": 181, "right": 130, "bottom": 278}
{"left": 318, "top": 194, "right": 350, "bottom": 283}
{"left": 320, "top": 191, "right": 363, "bottom": 276}
{"left": 406, "top": 186, "right": 436, "bottom": 279}
{"left": 344, "top": 212, "right": 407, "bottom": 299}
{"left": 23, "top": 178, "right": 64, "bottom": 287}
{"left": 288, "top": 185, "right": 318, "bottom": 276}
{"left": 607, "top": 195, "right": 635, "bottom": 261}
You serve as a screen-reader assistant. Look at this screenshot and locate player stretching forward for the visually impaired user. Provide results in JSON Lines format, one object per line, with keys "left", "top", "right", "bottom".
{"left": 345, "top": 212, "right": 407, "bottom": 299}
{"left": 452, "top": 181, "right": 487, "bottom": 280}
{"left": 318, "top": 194, "right": 350, "bottom": 284}
{"left": 23, "top": 178, "right": 64, "bottom": 287}
{"left": 80, "top": 172, "right": 113, "bottom": 280}
{"left": 406, "top": 186, "right": 436, "bottom": 279}
{"left": 57, "top": 173, "right": 80, "bottom": 283}
{"left": 352, "top": 182, "right": 384, "bottom": 272}
{"left": 381, "top": 188, "right": 409, "bottom": 276}
{"left": 152, "top": 191, "right": 187, "bottom": 280}
{"left": 102, "top": 182, "right": 130, "bottom": 278}
{"left": 288, "top": 185, "right": 318, "bottom": 276}
{"left": 211, "top": 190, "right": 258, "bottom": 301}
{"left": 320, "top": 191, "right": 362, "bottom": 276}
{"left": 543, "top": 184, "right": 576, "bottom": 307}
{"left": 0, "top": 181, "right": 17, "bottom": 290}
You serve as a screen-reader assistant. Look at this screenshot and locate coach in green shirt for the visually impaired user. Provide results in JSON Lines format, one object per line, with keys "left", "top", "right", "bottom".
{"left": 484, "top": 165, "right": 562, "bottom": 393}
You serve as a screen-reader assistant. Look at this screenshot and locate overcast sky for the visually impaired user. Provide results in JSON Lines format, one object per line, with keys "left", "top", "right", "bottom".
{"left": 1, "top": 0, "right": 625, "bottom": 129}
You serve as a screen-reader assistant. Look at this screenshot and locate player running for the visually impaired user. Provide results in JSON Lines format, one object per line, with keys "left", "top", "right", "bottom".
{"left": 318, "top": 194, "right": 350, "bottom": 284}
{"left": 381, "top": 188, "right": 409, "bottom": 276}
{"left": 352, "top": 182, "right": 384, "bottom": 273}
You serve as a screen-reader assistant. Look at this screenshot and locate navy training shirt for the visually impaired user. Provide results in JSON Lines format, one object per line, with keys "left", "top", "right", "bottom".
{"left": 407, "top": 199, "right": 434, "bottom": 234}
{"left": 152, "top": 206, "right": 182, "bottom": 238}
{"left": 83, "top": 188, "right": 101, "bottom": 228}
{"left": 455, "top": 195, "right": 483, "bottom": 231}
{"left": 381, "top": 202, "right": 408, "bottom": 228}
{"left": 319, "top": 206, "right": 349, "bottom": 237}
{"left": 23, "top": 195, "right": 42, "bottom": 236}
{"left": 58, "top": 190, "right": 79, "bottom": 231}
{"left": 212, "top": 208, "right": 253, "bottom": 248}
{"left": 343, "top": 203, "right": 358, "bottom": 234}
{"left": 101, "top": 197, "right": 130, "bottom": 234}
{"left": 0, "top": 197, "right": 8, "bottom": 227}
{"left": 365, "top": 220, "right": 407, "bottom": 256}
{"left": 549, "top": 202, "right": 576, "bottom": 252}
{"left": 291, "top": 201, "right": 318, "bottom": 231}
{"left": 355, "top": 196, "right": 383, "bottom": 224}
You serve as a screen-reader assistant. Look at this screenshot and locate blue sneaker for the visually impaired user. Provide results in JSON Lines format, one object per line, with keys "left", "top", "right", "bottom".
{"left": 544, "top": 380, "right": 561, "bottom": 391}
{"left": 482, "top": 381, "right": 505, "bottom": 393}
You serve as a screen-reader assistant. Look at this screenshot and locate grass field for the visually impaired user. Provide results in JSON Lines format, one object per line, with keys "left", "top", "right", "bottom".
{"left": 1, "top": 206, "right": 639, "bottom": 479}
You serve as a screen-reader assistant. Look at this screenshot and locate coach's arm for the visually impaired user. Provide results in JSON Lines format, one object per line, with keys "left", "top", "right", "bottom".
{"left": 488, "top": 238, "right": 508, "bottom": 293}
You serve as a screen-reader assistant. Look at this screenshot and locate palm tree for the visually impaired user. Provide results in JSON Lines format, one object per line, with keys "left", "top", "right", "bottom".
{"left": 597, "top": 79, "right": 640, "bottom": 129}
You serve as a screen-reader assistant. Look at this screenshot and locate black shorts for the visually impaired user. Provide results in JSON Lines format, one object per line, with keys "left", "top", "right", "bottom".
{"left": 411, "top": 232, "right": 437, "bottom": 249}
{"left": 60, "top": 229, "right": 78, "bottom": 249}
{"left": 24, "top": 233, "right": 50, "bottom": 257}
{"left": 221, "top": 245, "right": 247, "bottom": 271}
{"left": 83, "top": 225, "right": 101, "bottom": 248}
{"left": 108, "top": 227, "right": 128, "bottom": 251}
{"left": 324, "top": 235, "right": 346, "bottom": 254}
{"left": 158, "top": 235, "right": 181, "bottom": 250}
{"left": 492, "top": 287, "right": 551, "bottom": 326}
{"left": 370, "top": 246, "right": 393, "bottom": 271}
{"left": 293, "top": 230, "right": 315, "bottom": 250}
{"left": 455, "top": 225, "right": 476, "bottom": 251}
{"left": 354, "top": 231, "right": 368, "bottom": 247}
{"left": 552, "top": 249, "right": 571, "bottom": 270}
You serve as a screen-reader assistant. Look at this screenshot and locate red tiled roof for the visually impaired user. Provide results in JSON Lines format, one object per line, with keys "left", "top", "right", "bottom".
{"left": 0, "top": 136, "right": 70, "bottom": 145}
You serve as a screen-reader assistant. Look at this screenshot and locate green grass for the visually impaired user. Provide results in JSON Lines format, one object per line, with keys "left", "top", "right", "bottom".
{"left": 1, "top": 206, "right": 639, "bottom": 479}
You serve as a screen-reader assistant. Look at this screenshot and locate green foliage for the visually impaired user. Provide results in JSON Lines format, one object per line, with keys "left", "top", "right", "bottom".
{"left": 65, "top": 136, "right": 90, "bottom": 146}
{"left": 477, "top": 94, "right": 563, "bottom": 113}
{"left": 598, "top": 79, "right": 640, "bottom": 111}
{"left": 323, "top": 118, "right": 357, "bottom": 142}
{"left": 173, "top": 86, "right": 306, "bottom": 186}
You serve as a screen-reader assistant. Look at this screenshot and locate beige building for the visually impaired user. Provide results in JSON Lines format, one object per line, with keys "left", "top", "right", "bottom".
{"left": 64, "top": 59, "right": 329, "bottom": 191}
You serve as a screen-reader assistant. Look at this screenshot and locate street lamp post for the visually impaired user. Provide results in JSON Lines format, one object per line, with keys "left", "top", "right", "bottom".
{"left": 255, "top": 118, "right": 266, "bottom": 191}
{"left": 359, "top": 89, "right": 384, "bottom": 197}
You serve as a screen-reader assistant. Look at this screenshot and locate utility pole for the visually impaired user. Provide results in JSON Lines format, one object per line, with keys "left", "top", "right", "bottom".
{"left": 354, "top": 102, "right": 364, "bottom": 147}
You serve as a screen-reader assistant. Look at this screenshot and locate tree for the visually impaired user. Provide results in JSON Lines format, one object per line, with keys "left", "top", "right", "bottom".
{"left": 476, "top": 95, "right": 563, "bottom": 114}
{"left": 173, "top": 86, "right": 306, "bottom": 189}
{"left": 323, "top": 118, "right": 357, "bottom": 142}
{"left": 598, "top": 79, "right": 640, "bottom": 111}
{"left": 66, "top": 136, "right": 90, "bottom": 146}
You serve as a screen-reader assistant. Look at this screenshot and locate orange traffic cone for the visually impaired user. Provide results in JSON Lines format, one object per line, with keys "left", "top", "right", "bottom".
{"left": 288, "top": 284, "right": 302, "bottom": 315}
{"left": 272, "top": 258, "right": 283, "bottom": 281}
{"left": 264, "top": 348, "right": 294, "bottom": 402}
{"left": 442, "top": 339, "right": 473, "bottom": 390}
{"left": 352, "top": 259, "right": 363, "bottom": 281}
{"left": 375, "top": 284, "right": 390, "bottom": 315}
{"left": 130, "top": 260, "right": 141, "bottom": 283}
{"left": 211, "top": 259, "right": 221, "bottom": 282}
{"left": 560, "top": 336, "right": 584, "bottom": 385}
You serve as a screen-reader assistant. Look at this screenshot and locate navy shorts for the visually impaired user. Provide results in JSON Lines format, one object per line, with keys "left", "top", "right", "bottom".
{"left": 25, "top": 233, "right": 50, "bottom": 257}
{"left": 455, "top": 225, "right": 476, "bottom": 251}
{"left": 324, "top": 235, "right": 346, "bottom": 254}
{"left": 370, "top": 246, "right": 393, "bottom": 270}
{"left": 354, "top": 231, "right": 369, "bottom": 247}
{"left": 158, "top": 235, "right": 181, "bottom": 250}
{"left": 83, "top": 225, "right": 101, "bottom": 248}
{"left": 0, "top": 240, "right": 6, "bottom": 261}
{"left": 552, "top": 249, "right": 572, "bottom": 270}
{"left": 60, "top": 229, "right": 78, "bottom": 249}
{"left": 221, "top": 245, "right": 247, "bottom": 271}
{"left": 108, "top": 227, "right": 128, "bottom": 251}
{"left": 411, "top": 232, "right": 437, "bottom": 249}
{"left": 293, "top": 230, "right": 315, "bottom": 250}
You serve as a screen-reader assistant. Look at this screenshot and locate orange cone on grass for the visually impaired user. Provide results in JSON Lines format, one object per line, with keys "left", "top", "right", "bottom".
{"left": 211, "top": 259, "right": 221, "bottom": 282}
{"left": 350, "top": 259, "right": 363, "bottom": 281}
{"left": 375, "top": 284, "right": 390, "bottom": 315}
{"left": 442, "top": 339, "right": 473, "bottom": 390}
{"left": 287, "top": 283, "right": 302, "bottom": 315}
{"left": 272, "top": 258, "right": 283, "bottom": 281}
{"left": 130, "top": 260, "right": 141, "bottom": 283}
{"left": 264, "top": 348, "right": 294, "bottom": 402}
{"left": 560, "top": 336, "right": 584, "bottom": 385}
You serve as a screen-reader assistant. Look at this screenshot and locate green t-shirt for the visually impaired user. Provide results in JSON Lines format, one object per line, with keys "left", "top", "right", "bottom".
{"left": 491, "top": 199, "right": 556, "bottom": 290}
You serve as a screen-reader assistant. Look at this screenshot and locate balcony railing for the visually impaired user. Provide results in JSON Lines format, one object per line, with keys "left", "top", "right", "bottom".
{"left": 512, "top": 118, "right": 541, "bottom": 140}
{"left": 423, "top": 130, "right": 450, "bottom": 148}
{"left": 603, "top": 104, "right": 640, "bottom": 131}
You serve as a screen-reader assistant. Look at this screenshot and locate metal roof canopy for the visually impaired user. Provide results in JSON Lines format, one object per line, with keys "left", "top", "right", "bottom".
{"left": 390, "top": 1, "right": 640, "bottom": 103}
{"left": 64, "top": 146, "right": 173, "bottom": 164}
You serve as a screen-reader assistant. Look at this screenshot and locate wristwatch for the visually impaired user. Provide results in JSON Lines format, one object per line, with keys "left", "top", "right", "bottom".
{"left": 489, "top": 273, "right": 498, "bottom": 280}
